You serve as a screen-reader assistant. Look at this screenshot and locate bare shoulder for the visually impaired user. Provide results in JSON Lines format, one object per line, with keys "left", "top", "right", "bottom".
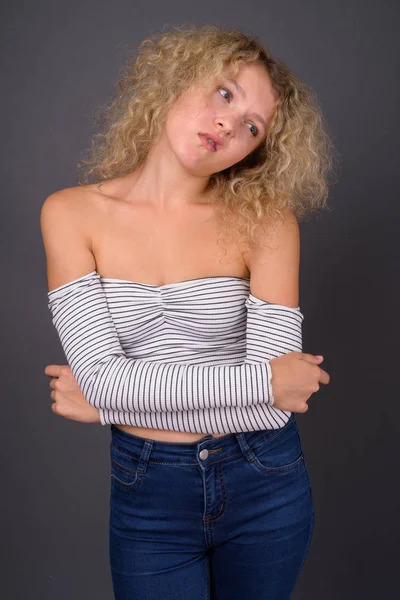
{"left": 41, "top": 172, "right": 138, "bottom": 220}
{"left": 243, "top": 208, "right": 300, "bottom": 307}
{"left": 40, "top": 184, "right": 99, "bottom": 226}
{"left": 40, "top": 185, "right": 103, "bottom": 290}
{"left": 40, "top": 183, "right": 116, "bottom": 245}
{"left": 243, "top": 208, "right": 299, "bottom": 264}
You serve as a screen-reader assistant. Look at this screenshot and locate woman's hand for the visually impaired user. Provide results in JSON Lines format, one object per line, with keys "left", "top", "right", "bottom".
{"left": 44, "top": 364, "right": 101, "bottom": 424}
{"left": 269, "top": 352, "right": 330, "bottom": 413}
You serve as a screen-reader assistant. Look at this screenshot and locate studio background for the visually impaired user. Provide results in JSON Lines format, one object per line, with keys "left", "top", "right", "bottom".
{"left": 1, "top": 1, "right": 398, "bottom": 598}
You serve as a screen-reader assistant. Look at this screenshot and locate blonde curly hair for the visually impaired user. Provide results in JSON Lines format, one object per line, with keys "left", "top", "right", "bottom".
{"left": 78, "top": 24, "right": 339, "bottom": 251}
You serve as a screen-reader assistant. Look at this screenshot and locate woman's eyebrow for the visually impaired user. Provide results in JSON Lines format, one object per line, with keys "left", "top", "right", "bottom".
{"left": 227, "top": 77, "right": 246, "bottom": 97}
{"left": 226, "top": 77, "right": 267, "bottom": 129}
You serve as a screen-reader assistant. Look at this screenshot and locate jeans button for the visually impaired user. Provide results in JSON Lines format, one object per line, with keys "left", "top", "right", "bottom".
{"left": 199, "top": 449, "right": 209, "bottom": 460}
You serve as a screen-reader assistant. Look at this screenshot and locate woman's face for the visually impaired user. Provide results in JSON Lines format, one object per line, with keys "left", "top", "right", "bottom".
{"left": 161, "top": 61, "right": 277, "bottom": 177}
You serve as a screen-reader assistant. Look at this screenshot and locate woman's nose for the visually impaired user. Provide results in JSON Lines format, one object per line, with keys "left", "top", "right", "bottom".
{"left": 215, "top": 118, "right": 233, "bottom": 136}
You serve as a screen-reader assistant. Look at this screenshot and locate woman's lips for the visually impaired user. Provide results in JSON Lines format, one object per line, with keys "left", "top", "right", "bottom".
{"left": 198, "top": 133, "right": 217, "bottom": 152}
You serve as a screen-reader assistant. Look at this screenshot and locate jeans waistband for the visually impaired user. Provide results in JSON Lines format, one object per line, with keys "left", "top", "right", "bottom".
{"left": 110, "top": 413, "right": 296, "bottom": 465}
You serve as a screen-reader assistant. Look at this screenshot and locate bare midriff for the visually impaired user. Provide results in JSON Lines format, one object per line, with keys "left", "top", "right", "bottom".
{"left": 115, "top": 424, "right": 232, "bottom": 442}
{"left": 84, "top": 171, "right": 252, "bottom": 443}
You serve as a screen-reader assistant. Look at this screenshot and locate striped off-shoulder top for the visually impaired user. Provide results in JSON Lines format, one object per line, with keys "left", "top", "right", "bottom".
{"left": 47, "top": 271, "right": 304, "bottom": 433}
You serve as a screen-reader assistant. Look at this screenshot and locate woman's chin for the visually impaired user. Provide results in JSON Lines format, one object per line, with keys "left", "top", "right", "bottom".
{"left": 177, "top": 157, "right": 221, "bottom": 178}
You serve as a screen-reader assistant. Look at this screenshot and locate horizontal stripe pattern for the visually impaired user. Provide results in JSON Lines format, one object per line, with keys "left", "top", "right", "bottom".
{"left": 47, "top": 271, "right": 304, "bottom": 433}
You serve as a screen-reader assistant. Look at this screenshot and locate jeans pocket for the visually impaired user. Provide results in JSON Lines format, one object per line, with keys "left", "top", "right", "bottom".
{"left": 110, "top": 441, "right": 147, "bottom": 492}
{"left": 248, "top": 420, "right": 304, "bottom": 475}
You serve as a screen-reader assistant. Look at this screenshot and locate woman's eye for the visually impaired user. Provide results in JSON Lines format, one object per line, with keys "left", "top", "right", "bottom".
{"left": 219, "top": 87, "right": 231, "bottom": 102}
{"left": 218, "top": 87, "right": 258, "bottom": 137}
{"left": 247, "top": 123, "right": 258, "bottom": 137}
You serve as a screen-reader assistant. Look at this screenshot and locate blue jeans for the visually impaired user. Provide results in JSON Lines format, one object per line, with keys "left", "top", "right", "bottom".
{"left": 108, "top": 413, "right": 315, "bottom": 599}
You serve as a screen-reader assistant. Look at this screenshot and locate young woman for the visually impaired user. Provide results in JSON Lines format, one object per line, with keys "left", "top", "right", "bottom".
{"left": 41, "top": 24, "right": 333, "bottom": 599}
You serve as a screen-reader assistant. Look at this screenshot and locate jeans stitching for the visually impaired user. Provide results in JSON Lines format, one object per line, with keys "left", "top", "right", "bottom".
{"left": 110, "top": 441, "right": 152, "bottom": 491}
{"left": 111, "top": 469, "right": 142, "bottom": 491}
{"left": 250, "top": 453, "right": 305, "bottom": 474}
{"left": 204, "top": 461, "right": 229, "bottom": 523}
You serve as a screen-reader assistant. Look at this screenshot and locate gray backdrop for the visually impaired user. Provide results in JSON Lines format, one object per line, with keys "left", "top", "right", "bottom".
{"left": 2, "top": 0, "right": 399, "bottom": 598}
